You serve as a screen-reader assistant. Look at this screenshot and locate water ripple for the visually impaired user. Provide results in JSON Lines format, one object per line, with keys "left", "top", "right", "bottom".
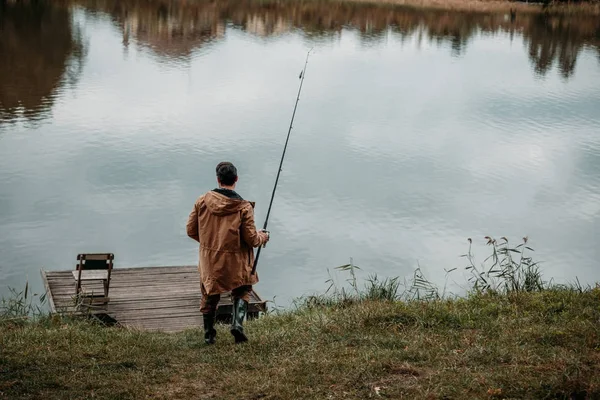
{"left": 1, "top": 1, "right": 600, "bottom": 302}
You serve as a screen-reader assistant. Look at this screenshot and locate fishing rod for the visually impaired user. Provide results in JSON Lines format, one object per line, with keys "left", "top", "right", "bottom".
{"left": 252, "top": 49, "right": 313, "bottom": 275}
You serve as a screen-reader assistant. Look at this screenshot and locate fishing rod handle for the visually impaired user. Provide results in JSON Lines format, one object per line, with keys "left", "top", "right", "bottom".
{"left": 259, "top": 229, "right": 270, "bottom": 248}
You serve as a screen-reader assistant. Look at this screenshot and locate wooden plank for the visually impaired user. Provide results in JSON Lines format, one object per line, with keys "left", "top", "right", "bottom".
{"left": 47, "top": 274, "right": 201, "bottom": 285}
{"left": 56, "top": 271, "right": 198, "bottom": 279}
{"left": 47, "top": 278, "right": 196, "bottom": 286}
{"left": 118, "top": 315, "right": 204, "bottom": 324}
{"left": 53, "top": 287, "right": 201, "bottom": 296}
{"left": 72, "top": 270, "right": 109, "bottom": 281}
{"left": 52, "top": 293, "right": 200, "bottom": 302}
{"left": 47, "top": 271, "right": 198, "bottom": 282}
{"left": 48, "top": 283, "right": 200, "bottom": 291}
{"left": 109, "top": 304, "right": 198, "bottom": 313}
{"left": 112, "top": 310, "right": 202, "bottom": 320}
{"left": 48, "top": 269, "right": 200, "bottom": 284}
{"left": 51, "top": 296, "right": 198, "bottom": 307}
{"left": 108, "top": 268, "right": 196, "bottom": 275}
{"left": 108, "top": 302, "right": 199, "bottom": 312}
{"left": 50, "top": 282, "right": 200, "bottom": 291}
{"left": 50, "top": 289, "right": 202, "bottom": 299}
{"left": 107, "top": 297, "right": 199, "bottom": 307}
{"left": 119, "top": 317, "right": 203, "bottom": 331}
{"left": 47, "top": 265, "right": 197, "bottom": 277}
{"left": 119, "top": 315, "right": 203, "bottom": 325}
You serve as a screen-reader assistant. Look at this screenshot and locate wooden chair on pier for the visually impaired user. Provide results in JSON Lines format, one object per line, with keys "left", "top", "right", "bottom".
{"left": 73, "top": 253, "right": 114, "bottom": 309}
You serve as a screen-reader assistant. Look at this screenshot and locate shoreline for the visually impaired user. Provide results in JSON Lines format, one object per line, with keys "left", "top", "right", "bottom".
{"left": 61, "top": 0, "right": 600, "bottom": 15}
{"left": 318, "top": 0, "right": 600, "bottom": 14}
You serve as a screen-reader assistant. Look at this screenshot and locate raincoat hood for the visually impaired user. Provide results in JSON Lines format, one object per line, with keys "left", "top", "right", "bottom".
{"left": 203, "top": 190, "right": 252, "bottom": 216}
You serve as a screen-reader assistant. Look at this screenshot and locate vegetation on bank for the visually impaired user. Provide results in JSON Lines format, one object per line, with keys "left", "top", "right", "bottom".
{"left": 354, "top": 0, "right": 600, "bottom": 14}
{"left": 1, "top": 237, "right": 599, "bottom": 399}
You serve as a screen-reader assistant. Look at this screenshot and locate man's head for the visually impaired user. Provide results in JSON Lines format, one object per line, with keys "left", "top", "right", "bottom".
{"left": 216, "top": 161, "right": 238, "bottom": 187}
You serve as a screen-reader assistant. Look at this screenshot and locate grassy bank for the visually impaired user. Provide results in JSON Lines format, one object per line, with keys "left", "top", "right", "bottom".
{"left": 1, "top": 237, "right": 599, "bottom": 399}
{"left": 1, "top": 289, "right": 599, "bottom": 399}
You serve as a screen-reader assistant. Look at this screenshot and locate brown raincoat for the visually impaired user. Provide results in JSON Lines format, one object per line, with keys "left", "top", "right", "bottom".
{"left": 186, "top": 190, "right": 264, "bottom": 296}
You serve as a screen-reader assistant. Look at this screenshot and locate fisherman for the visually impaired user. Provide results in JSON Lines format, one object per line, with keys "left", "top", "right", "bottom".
{"left": 186, "top": 161, "right": 269, "bottom": 345}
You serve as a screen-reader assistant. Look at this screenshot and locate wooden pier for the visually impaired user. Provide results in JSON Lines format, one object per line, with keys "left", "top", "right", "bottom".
{"left": 41, "top": 265, "right": 267, "bottom": 333}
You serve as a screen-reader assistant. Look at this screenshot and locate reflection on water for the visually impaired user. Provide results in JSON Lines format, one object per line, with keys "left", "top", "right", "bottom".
{"left": 117, "top": 2, "right": 225, "bottom": 60}
{"left": 0, "top": 0, "right": 599, "bottom": 305}
{"left": 523, "top": 13, "right": 599, "bottom": 79}
{"left": 80, "top": 0, "right": 600, "bottom": 75}
{"left": 0, "top": 0, "right": 85, "bottom": 126}
{"left": 2, "top": 0, "right": 599, "bottom": 126}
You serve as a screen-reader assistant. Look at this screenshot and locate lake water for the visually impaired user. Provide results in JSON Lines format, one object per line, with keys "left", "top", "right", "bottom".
{"left": 1, "top": 0, "right": 599, "bottom": 306}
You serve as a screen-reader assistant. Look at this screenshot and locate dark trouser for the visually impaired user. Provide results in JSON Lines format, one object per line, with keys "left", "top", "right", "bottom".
{"left": 200, "top": 284, "right": 251, "bottom": 314}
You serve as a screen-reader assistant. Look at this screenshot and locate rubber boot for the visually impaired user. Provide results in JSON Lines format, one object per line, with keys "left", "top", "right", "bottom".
{"left": 203, "top": 312, "right": 217, "bottom": 345}
{"left": 230, "top": 298, "right": 248, "bottom": 343}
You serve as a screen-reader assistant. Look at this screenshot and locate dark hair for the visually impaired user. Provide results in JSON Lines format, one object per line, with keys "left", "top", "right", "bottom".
{"left": 216, "top": 162, "right": 238, "bottom": 186}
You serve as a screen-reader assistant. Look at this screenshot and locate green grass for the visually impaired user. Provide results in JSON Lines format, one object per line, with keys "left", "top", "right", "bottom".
{"left": 2, "top": 237, "right": 599, "bottom": 399}
{"left": 1, "top": 287, "right": 599, "bottom": 399}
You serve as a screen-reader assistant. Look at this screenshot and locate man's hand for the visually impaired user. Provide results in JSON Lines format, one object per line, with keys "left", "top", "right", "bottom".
{"left": 258, "top": 230, "right": 270, "bottom": 245}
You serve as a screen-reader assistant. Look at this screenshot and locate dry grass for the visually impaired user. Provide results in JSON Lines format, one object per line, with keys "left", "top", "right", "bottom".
{"left": 349, "top": 0, "right": 540, "bottom": 13}
{"left": 2, "top": 287, "right": 599, "bottom": 399}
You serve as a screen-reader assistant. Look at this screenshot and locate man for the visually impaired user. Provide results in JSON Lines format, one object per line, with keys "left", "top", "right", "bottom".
{"left": 186, "top": 161, "right": 269, "bottom": 345}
